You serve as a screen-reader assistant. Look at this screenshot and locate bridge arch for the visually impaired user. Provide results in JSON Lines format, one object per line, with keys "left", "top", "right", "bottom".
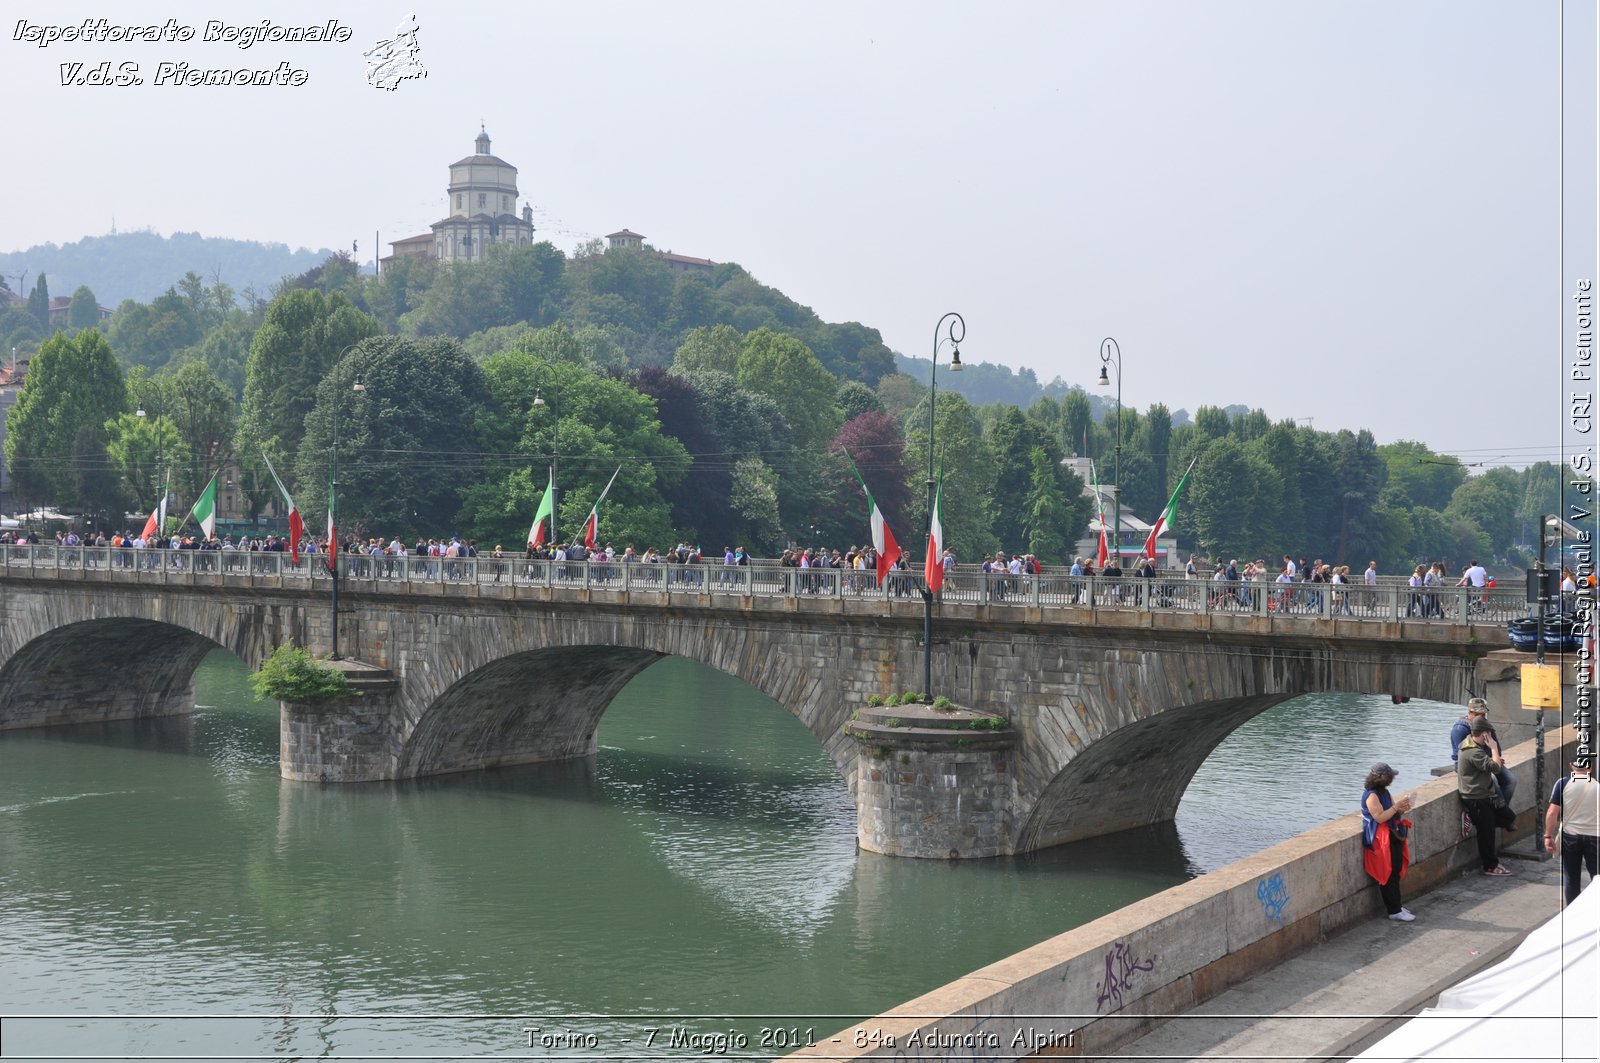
{"left": 0, "top": 587, "right": 308, "bottom": 732}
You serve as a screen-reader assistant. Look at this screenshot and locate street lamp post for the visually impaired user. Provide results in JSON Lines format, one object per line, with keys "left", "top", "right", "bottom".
{"left": 533, "top": 382, "right": 561, "bottom": 545}
{"left": 922, "top": 312, "right": 964, "bottom": 704}
{"left": 328, "top": 379, "right": 365, "bottom": 661}
{"left": 1097, "top": 338, "right": 1123, "bottom": 569}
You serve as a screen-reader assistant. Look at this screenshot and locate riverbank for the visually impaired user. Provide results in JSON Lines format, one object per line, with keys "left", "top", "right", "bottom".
{"left": 786, "top": 725, "right": 1577, "bottom": 1061}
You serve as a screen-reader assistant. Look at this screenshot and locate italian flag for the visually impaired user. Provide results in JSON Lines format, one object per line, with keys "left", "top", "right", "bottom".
{"left": 580, "top": 465, "right": 623, "bottom": 549}
{"left": 844, "top": 449, "right": 901, "bottom": 586}
{"left": 924, "top": 464, "right": 946, "bottom": 593}
{"left": 261, "top": 452, "right": 304, "bottom": 564}
{"left": 528, "top": 467, "right": 555, "bottom": 547}
{"left": 140, "top": 467, "right": 171, "bottom": 540}
{"left": 187, "top": 471, "right": 219, "bottom": 539}
{"left": 1144, "top": 456, "right": 1197, "bottom": 561}
{"left": 1092, "top": 460, "right": 1109, "bottom": 568}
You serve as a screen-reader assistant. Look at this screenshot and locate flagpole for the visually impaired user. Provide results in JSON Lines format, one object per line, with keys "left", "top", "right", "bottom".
{"left": 924, "top": 312, "right": 964, "bottom": 705}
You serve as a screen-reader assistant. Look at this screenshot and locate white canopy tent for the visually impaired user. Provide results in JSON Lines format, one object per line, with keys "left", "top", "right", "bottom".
{"left": 1355, "top": 884, "right": 1599, "bottom": 1061}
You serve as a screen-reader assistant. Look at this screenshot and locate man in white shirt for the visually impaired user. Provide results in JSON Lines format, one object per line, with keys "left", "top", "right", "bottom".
{"left": 1364, "top": 561, "right": 1378, "bottom": 587}
{"left": 1459, "top": 560, "right": 1489, "bottom": 588}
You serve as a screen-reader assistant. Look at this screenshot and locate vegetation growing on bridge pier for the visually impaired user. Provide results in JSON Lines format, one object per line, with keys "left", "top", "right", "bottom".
{"left": 250, "top": 644, "right": 356, "bottom": 702}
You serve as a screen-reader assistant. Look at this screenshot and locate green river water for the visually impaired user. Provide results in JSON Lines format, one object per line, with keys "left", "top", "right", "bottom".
{"left": 0, "top": 652, "right": 1462, "bottom": 1060}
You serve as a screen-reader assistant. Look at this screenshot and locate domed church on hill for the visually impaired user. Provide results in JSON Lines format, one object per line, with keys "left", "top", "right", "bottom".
{"left": 383, "top": 127, "right": 538, "bottom": 267}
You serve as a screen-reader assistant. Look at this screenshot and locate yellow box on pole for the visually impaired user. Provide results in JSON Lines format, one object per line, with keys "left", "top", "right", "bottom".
{"left": 1520, "top": 663, "right": 1561, "bottom": 709}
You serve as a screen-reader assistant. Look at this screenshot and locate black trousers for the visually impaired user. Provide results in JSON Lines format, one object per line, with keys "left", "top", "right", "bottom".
{"left": 1461, "top": 796, "right": 1500, "bottom": 870}
{"left": 1561, "top": 832, "right": 1599, "bottom": 905}
{"left": 1376, "top": 835, "right": 1406, "bottom": 914}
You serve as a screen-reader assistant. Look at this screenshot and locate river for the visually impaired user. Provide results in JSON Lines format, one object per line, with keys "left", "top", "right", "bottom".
{"left": 0, "top": 652, "right": 1463, "bottom": 1060}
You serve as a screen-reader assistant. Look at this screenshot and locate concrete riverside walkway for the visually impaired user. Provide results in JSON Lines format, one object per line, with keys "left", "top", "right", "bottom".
{"left": 1103, "top": 847, "right": 1568, "bottom": 1061}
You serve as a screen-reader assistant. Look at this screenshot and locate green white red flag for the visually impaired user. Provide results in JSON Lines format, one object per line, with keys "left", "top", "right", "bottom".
{"left": 581, "top": 465, "right": 622, "bottom": 549}
{"left": 261, "top": 452, "right": 304, "bottom": 564}
{"left": 187, "top": 471, "right": 219, "bottom": 539}
{"left": 140, "top": 467, "right": 171, "bottom": 541}
{"left": 843, "top": 448, "right": 901, "bottom": 586}
{"left": 529, "top": 467, "right": 555, "bottom": 547}
{"left": 924, "top": 464, "right": 946, "bottom": 593}
{"left": 1144, "top": 456, "right": 1197, "bottom": 561}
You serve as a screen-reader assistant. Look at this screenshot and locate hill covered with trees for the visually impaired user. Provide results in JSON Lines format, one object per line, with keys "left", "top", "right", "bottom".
{"left": 0, "top": 238, "right": 1562, "bottom": 573}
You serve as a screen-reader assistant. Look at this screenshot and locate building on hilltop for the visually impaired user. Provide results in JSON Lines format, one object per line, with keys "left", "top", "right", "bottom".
{"left": 382, "top": 127, "right": 539, "bottom": 270}
{"left": 382, "top": 130, "right": 720, "bottom": 275}
{"left": 605, "top": 229, "right": 715, "bottom": 275}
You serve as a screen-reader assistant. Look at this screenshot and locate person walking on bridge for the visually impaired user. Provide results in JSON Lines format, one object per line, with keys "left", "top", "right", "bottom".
{"left": 1362, "top": 762, "right": 1415, "bottom": 921}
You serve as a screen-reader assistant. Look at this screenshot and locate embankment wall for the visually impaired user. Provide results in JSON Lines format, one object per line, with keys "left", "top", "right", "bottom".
{"left": 788, "top": 726, "right": 1577, "bottom": 1061}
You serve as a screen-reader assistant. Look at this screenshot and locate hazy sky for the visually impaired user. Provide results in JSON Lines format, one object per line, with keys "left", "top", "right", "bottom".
{"left": 2, "top": 2, "right": 1593, "bottom": 468}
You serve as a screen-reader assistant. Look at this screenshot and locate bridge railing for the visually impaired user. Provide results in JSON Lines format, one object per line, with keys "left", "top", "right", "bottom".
{"left": 0, "top": 545, "right": 1534, "bottom": 626}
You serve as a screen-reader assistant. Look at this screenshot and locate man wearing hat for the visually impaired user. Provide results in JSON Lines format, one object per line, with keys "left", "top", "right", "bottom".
{"left": 1449, "top": 698, "right": 1517, "bottom": 806}
{"left": 1458, "top": 716, "right": 1515, "bottom": 876}
{"left": 1544, "top": 757, "right": 1598, "bottom": 905}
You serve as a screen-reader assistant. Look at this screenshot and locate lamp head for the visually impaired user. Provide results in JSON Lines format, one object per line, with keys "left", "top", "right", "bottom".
{"left": 533, "top": 391, "right": 546, "bottom": 407}
{"left": 1097, "top": 366, "right": 1111, "bottom": 387}
{"left": 949, "top": 346, "right": 963, "bottom": 372}
{"left": 135, "top": 406, "right": 146, "bottom": 418}
{"left": 352, "top": 382, "right": 365, "bottom": 393}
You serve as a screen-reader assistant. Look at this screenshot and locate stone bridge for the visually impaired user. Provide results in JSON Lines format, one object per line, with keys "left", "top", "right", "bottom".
{"left": 0, "top": 561, "right": 1507, "bottom": 857}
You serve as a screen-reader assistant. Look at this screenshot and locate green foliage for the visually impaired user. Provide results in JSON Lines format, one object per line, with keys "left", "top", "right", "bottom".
{"left": 460, "top": 348, "right": 688, "bottom": 549}
{"left": 295, "top": 337, "right": 492, "bottom": 541}
{"left": 672, "top": 324, "right": 742, "bottom": 375}
{"left": 4, "top": 330, "right": 127, "bottom": 511}
{"left": 68, "top": 285, "right": 101, "bottom": 329}
{"left": 105, "top": 411, "right": 183, "bottom": 514}
{"left": 736, "top": 328, "right": 840, "bottom": 451}
{"left": 932, "top": 696, "right": 953, "bottom": 711}
{"left": 867, "top": 694, "right": 885, "bottom": 707}
{"left": 904, "top": 390, "right": 998, "bottom": 560}
{"left": 236, "top": 289, "right": 381, "bottom": 468}
{"left": 250, "top": 644, "right": 355, "bottom": 702}
{"left": 1445, "top": 469, "right": 1521, "bottom": 554}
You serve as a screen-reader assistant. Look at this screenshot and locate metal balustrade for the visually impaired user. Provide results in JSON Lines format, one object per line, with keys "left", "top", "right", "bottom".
{"left": 0, "top": 544, "right": 1539, "bottom": 628}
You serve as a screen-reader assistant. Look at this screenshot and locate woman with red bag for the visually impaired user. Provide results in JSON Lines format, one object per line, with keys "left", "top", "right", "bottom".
{"left": 1362, "top": 762, "right": 1416, "bottom": 922}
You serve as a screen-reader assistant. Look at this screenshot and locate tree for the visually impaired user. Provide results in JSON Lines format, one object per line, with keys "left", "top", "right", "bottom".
{"left": 904, "top": 390, "right": 997, "bottom": 560}
{"left": 988, "top": 405, "right": 1058, "bottom": 551}
{"left": 1444, "top": 470, "right": 1520, "bottom": 556}
{"left": 1379, "top": 441, "right": 1465, "bottom": 512}
{"left": 236, "top": 290, "right": 380, "bottom": 469}
{"left": 4, "top": 330, "right": 127, "bottom": 507}
{"left": 483, "top": 241, "right": 566, "bottom": 327}
{"left": 627, "top": 366, "right": 727, "bottom": 545}
{"left": 160, "top": 360, "right": 237, "bottom": 502}
{"left": 68, "top": 285, "right": 101, "bottom": 330}
{"left": 26, "top": 275, "right": 49, "bottom": 333}
{"left": 459, "top": 351, "right": 688, "bottom": 549}
{"left": 836, "top": 380, "right": 884, "bottom": 422}
{"left": 831, "top": 411, "right": 916, "bottom": 546}
{"left": 105, "top": 410, "right": 183, "bottom": 517}
{"left": 1022, "top": 446, "right": 1090, "bottom": 564}
{"left": 1188, "top": 436, "right": 1285, "bottom": 563}
{"left": 672, "top": 324, "right": 742, "bottom": 376}
{"left": 1060, "top": 388, "right": 1093, "bottom": 458}
{"left": 735, "top": 328, "right": 839, "bottom": 450}
{"left": 294, "top": 337, "right": 491, "bottom": 540}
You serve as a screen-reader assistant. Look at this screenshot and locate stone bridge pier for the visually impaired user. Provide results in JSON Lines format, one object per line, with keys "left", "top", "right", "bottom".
{"left": 0, "top": 576, "right": 1487, "bottom": 858}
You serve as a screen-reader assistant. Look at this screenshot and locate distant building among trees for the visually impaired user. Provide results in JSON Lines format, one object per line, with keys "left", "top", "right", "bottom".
{"left": 382, "top": 129, "right": 716, "bottom": 273}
